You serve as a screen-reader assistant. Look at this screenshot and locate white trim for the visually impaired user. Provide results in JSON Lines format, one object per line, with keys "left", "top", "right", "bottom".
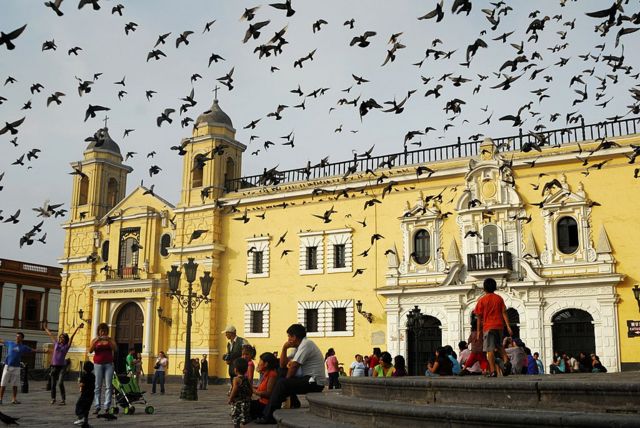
{"left": 298, "top": 301, "right": 325, "bottom": 337}
{"left": 244, "top": 303, "right": 270, "bottom": 338}
{"left": 167, "top": 243, "right": 225, "bottom": 255}
{"left": 299, "top": 232, "right": 324, "bottom": 274}
{"left": 326, "top": 229, "right": 353, "bottom": 273}
{"left": 297, "top": 300, "right": 354, "bottom": 337}
{"left": 246, "top": 236, "right": 270, "bottom": 278}
{"left": 324, "top": 299, "right": 354, "bottom": 337}
{"left": 57, "top": 256, "right": 90, "bottom": 265}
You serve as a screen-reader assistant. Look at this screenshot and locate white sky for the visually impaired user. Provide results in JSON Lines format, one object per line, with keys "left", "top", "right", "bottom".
{"left": 1, "top": 0, "right": 639, "bottom": 265}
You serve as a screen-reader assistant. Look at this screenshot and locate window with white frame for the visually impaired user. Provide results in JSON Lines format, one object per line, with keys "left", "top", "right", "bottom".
{"left": 326, "top": 229, "right": 353, "bottom": 273}
{"left": 297, "top": 300, "right": 354, "bottom": 337}
{"left": 324, "top": 300, "right": 354, "bottom": 336}
{"left": 246, "top": 236, "right": 270, "bottom": 278}
{"left": 244, "top": 303, "right": 269, "bottom": 338}
{"left": 252, "top": 251, "right": 264, "bottom": 274}
{"left": 299, "top": 231, "right": 323, "bottom": 275}
{"left": 306, "top": 247, "right": 318, "bottom": 270}
{"left": 297, "top": 301, "right": 325, "bottom": 337}
{"left": 334, "top": 245, "right": 345, "bottom": 268}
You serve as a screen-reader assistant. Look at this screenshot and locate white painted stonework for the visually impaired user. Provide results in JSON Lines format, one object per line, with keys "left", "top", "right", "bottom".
{"left": 380, "top": 140, "right": 624, "bottom": 372}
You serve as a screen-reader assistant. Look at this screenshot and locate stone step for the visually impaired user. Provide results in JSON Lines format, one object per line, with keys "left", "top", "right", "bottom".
{"left": 274, "top": 408, "right": 356, "bottom": 428}
{"left": 305, "top": 393, "right": 640, "bottom": 428}
{"left": 339, "top": 373, "right": 640, "bottom": 414}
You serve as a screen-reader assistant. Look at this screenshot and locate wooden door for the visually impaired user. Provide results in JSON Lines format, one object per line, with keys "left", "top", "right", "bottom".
{"left": 114, "top": 302, "right": 144, "bottom": 373}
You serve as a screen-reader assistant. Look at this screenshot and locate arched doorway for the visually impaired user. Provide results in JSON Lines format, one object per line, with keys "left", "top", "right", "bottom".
{"left": 114, "top": 302, "right": 144, "bottom": 374}
{"left": 407, "top": 315, "right": 442, "bottom": 375}
{"left": 505, "top": 308, "right": 520, "bottom": 339}
{"left": 552, "top": 309, "right": 595, "bottom": 358}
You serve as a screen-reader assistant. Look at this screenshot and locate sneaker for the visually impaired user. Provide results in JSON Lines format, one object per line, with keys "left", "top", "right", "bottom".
{"left": 59, "top": 400, "right": 66, "bottom": 405}
{"left": 11, "top": 400, "right": 20, "bottom": 404}
{"left": 74, "top": 419, "right": 85, "bottom": 426}
{"left": 50, "top": 399, "right": 56, "bottom": 405}
{"left": 93, "top": 408, "right": 100, "bottom": 415}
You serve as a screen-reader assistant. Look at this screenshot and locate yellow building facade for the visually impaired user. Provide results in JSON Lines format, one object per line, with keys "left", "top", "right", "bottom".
{"left": 58, "top": 99, "right": 640, "bottom": 378}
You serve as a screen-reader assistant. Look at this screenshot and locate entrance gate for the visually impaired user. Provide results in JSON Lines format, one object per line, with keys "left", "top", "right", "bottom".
{"left": 407, "top": 315, "right": 442, "bottom": 376}
{"left": 114, "top": 302, "right": 144, "bottom": 374}
{"left": 552, "top": 309, "right": 595, "bottom": 358}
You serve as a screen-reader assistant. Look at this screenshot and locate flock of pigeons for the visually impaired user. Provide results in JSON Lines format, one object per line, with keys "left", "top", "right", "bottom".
{"left": 1, "top": 1, "right": 640, "bottom": 278}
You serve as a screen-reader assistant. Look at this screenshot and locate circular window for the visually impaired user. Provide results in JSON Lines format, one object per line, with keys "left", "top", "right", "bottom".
{"left": 412, "top": 229, "right": 430, "bottom": 264}
{"left": 557, "top": 216, "right": 579, "bottom": 254}
{"left": 160, "top": 234, "right": 171, "bottom": 257}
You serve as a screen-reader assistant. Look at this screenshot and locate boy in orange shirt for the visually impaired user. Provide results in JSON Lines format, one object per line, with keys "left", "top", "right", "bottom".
{"left": 473, "top": 278, "right": 512, "bottom": 377}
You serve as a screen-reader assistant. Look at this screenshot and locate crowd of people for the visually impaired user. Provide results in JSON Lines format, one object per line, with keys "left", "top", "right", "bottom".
{"left": 0, "top": 277, "right": 609, "bottom": 428}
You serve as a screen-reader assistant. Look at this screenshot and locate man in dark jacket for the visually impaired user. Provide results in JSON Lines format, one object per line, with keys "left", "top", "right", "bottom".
{"left": 222, "top": 325, "right": 244, "bottom": 381}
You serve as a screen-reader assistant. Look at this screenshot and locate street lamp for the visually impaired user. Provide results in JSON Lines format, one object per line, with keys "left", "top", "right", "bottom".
{"left": 355, "top": 300, "right": 374, "bottom": 323}
{"left": 406, "top": 306, "right": 424, "bottom": 376}
{"left": 78, "top": 308, "right": 91, "bottom": 325}
{"left": 166, "top": 258, "right": 212, "bottom": 401}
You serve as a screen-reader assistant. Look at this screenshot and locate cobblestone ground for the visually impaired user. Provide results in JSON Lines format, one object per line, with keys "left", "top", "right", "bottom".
{"left": 0, "top": 381, "right": 244, "bottom": 427}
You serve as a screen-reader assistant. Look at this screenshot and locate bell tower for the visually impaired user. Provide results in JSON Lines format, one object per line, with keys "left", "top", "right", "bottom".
{"left": 179, "top": 93, "right": 246, "bottom": 207}
{"left": 69, "top": 125, "right": 132, "bottom": 222}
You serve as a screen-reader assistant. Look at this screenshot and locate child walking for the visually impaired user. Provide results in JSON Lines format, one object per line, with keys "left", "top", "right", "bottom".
{"left": 74, "top": 361, "right": 95, "bottom": 428}
{"left": 228, "top": 358, "right": 252, "bottom": 427}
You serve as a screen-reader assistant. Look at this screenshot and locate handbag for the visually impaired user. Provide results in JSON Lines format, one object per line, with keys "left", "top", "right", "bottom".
{"left": 154, "top": 361, "right": 161, "bottom": 370}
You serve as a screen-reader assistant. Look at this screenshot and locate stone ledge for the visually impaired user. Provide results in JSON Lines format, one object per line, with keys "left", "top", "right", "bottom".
{"left": 273, "top": 409, "right": 356, "bottom": 428}
{"left": 339, "top": 373, "right": 640, "bottom": 413}
{"left": 306, "top": 393, "right": 640, "bottom": 428}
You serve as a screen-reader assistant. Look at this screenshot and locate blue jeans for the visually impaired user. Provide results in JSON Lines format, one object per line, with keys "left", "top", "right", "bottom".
{"left": 93, "top": 363, "right": 114, "bottom": 411}
{"left": 152, "top": 371, "right": 165, "bottom": 393}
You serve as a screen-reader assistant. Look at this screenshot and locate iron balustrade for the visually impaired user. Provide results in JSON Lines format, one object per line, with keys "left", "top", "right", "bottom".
{"left": 467, "top": 251, "right": 513, "bottom": 271}
{"left": 105, "top": 266, "right": 140, "bottom": 280}
{"left": 225, "top": 116, "right": 639, "bottom": 192}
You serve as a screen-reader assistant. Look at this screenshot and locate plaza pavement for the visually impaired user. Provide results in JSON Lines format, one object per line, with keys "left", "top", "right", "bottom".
{"left": 0, "top": 380, "right": 296, "bottom": 427}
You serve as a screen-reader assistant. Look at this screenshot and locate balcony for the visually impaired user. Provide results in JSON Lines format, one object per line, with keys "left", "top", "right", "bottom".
{"left": 105, "top": 266, "right": 140, "bottom": 280}
{"left": 466, "top": 251, "right": 513, "bottom": 279}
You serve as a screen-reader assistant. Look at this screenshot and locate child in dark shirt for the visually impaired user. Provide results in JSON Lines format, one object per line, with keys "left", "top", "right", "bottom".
{"left": 75, "top": 361, "right": 95, "bottom": 428}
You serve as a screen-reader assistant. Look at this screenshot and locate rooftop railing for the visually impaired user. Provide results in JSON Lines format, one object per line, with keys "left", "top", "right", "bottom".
{"left": 225, "top": 116, "right": 639, "bottom": 192}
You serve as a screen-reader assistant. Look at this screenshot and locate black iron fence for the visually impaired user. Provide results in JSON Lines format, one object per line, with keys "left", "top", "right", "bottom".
{"left": 105, "top": 266, "right": 139, "bottom": 280}
{"left": 225, "top": 116, "right": 639, "bottom": 192}
{"left": 467, "top": 251, "right": 513, "bottom": 271}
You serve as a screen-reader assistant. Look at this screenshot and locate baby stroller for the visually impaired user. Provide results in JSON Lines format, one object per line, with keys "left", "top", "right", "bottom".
{"left": 111, "top": 373, "right": 154, "bottom": 415}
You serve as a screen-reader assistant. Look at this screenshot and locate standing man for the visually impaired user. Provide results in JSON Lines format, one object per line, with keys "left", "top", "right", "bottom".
{"left": 473, "top": 278, "right": 512, "bottom": 377}
{"left": 0, "top": 332, "right": 45, "bottom": 404}
{"left": 255, "top": 324, "right": 325, "bottom": 425}
{"left": 199, "top": 354, "right": 209, "bottom": 390}
{"left": 222, "top": 325, "right": 244, "bottom": 381}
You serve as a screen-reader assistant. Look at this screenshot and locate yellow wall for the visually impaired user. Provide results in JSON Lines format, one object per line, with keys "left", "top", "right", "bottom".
{"left": 60, "top": 122, "right": 640, "bottom": 378}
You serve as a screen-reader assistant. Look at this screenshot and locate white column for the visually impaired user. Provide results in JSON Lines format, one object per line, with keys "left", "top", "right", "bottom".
{"left": 144, "top": 296, "right": 154, "bottom": 356}
{"left": 92, "top": 298, "right": 100, "bottom": 337}
{"left": 444, "top": 302, "right": 463, "bottom": 346}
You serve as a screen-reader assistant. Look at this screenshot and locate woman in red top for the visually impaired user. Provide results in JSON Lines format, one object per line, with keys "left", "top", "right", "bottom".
{"left": 89, "top": 323, "right": 116, "bottom": 415}
{"left": 250, "top": 352, "right": 279, "bottom": 419}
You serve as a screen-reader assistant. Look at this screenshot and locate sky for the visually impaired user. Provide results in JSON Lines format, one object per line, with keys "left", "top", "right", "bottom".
{"left": 1, "top": 0, "right": 639, "bottom": 266}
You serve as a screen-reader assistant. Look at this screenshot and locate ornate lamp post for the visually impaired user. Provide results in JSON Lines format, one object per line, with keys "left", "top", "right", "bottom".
{"left": 406, "top": 305, "right": 425, "bottom": 375}
{"left": 166, "top": 258, "right": 213, "bottom": 401}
